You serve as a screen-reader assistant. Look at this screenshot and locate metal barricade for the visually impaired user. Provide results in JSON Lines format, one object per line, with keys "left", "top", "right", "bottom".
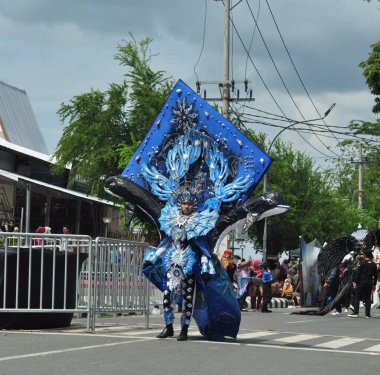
{"left": 88, "top": 237, "right": 150, "bottom": 332}
{"left": 0, "top": 232, "right": 92, "bottom": 329}
{"left": 0, "top": 233, "right": 159, "bottom": 332}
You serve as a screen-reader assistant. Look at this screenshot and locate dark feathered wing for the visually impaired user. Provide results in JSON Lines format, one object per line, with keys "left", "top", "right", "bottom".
{"left": 317, "top": 235, "right": 360, "bottom": 276}
{"left": 104, "top": 175, "right": 164, "bottom": 238}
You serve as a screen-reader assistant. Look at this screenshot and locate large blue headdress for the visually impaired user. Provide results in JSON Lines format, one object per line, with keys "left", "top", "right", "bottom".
{"left": 121, "top": 80, "right": 272, "bottom": 209}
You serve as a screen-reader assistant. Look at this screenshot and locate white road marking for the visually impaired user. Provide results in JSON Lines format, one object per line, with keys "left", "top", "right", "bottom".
{"left": 0, "top": 338, "right": 155, "bottom": 363}
{"left": 287, "top": 320, "right": 317, "bottom": 324}
{"left": 364, "top": 344, "right": 380, "bottom": 352}
{"left": 4, "top": 328, "right": 380, "bottom": 357}
{"left": 238, "top": 331, "right": 279, "bottom": 339}
{"left": 314, "top": 337, "right": 366, "bottom": 349}
{"left": 273, "top": 334, "right": 320, "bottom": 343}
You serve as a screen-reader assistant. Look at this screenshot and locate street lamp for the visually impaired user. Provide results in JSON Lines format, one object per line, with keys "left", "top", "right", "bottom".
{"left": 262, "top": 103, "right": 335, "bottom": 261}
{"left": 103, "top": 216, "right": 111, "bottom": 238}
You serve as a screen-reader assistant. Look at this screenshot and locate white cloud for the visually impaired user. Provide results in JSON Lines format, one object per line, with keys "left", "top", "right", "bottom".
{"left": 0, "top": 0, "right": 379, "bottom": 155}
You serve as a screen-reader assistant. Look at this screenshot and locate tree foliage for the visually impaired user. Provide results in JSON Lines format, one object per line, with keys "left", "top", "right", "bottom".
{"left": 243, "top": 132, "right": 376, "bottom": 256}
{"left": 359, "top": 41, "right": 380, "bottom": 114}
{"left": 52, "top": 35, "right": 172, "bottom": 197}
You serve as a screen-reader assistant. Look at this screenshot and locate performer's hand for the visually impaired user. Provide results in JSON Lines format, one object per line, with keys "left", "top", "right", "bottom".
{"left": 352, "top": 282, "right": 357, "bottom": 289}
{"left": 201, "top": 272, "right": 211, "bottom": 283}
{"left": 142, "top": 260, "right": 153, "bottom": 268}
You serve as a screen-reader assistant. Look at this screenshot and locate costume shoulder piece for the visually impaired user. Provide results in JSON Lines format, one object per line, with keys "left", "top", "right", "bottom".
{"left": 159, "top": 202, "right": 220, "bottom": 240}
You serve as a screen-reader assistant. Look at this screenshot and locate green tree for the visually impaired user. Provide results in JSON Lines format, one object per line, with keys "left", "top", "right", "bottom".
{"left": 52, "top": 36, "right": 172, "bottom": 197}
{"left": 333, "top": 141, "right": 380, "bottom": 224}
{"left": 53, "top": 83, "right": 128, "bottom": 196}
{"left": 244, "top": 132, "right": 376, "bottom": 255}
{"left": 359, "top": 42, "right": 380, "bottom": 114}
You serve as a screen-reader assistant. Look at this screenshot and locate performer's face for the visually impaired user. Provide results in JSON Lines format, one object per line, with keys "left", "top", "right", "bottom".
{"left": 181, "top": 201, "right": 194, "bottom": 215}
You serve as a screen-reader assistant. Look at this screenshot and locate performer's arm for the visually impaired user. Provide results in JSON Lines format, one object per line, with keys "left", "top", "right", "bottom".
{"left": 143, "top": 241, "right": 170, "bottom": 268}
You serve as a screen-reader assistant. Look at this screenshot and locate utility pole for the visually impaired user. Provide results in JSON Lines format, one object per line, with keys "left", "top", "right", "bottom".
{"left": 222, "top": 0, "right": 230, "bottom": 119}
{"left": 358, "top": 143, "right": 363, "bottom": 209}
{"left": 196, "top": 1, "right": 253, "bottom": 110}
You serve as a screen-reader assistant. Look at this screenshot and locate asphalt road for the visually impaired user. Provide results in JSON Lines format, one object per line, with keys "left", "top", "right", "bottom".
{"left": 0, "top": 308, "right": 379, "bottom": 375}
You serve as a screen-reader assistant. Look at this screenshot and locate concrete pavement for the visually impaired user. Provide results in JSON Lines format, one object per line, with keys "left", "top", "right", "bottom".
{"left": 0, "top": 308, "right": 379, "bottom": 375}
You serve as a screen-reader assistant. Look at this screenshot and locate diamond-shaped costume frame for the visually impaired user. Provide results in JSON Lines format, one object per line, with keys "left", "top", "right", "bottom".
{"left": 121, "top": 79, "right": 271, "bottom": 204}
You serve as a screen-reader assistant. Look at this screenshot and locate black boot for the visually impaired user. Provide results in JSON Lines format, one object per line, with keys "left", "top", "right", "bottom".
{"left": 157, "top": 324, "right": 174, "bottom": 338}
{"left": 177, "top": 326, "right": 188, "bottom": 341}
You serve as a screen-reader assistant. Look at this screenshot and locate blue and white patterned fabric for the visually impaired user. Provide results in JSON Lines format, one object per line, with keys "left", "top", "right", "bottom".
{"left": 137, "top": 80, "right": 272, "bottom": 339}
{"left": 122, "top": 80, "right": 272, "bottom": 205}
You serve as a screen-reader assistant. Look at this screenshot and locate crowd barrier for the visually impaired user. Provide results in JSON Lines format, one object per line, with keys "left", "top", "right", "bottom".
{"left": 0, "top": 233, "right": 154, "bottom": 332}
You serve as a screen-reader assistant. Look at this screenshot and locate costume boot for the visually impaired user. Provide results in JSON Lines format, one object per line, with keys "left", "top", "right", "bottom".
{"left": 157, "top": 324, "right": 174, "bottom": 338}
{"left": 177, "top": 325, "right": 189, "bottom": 341}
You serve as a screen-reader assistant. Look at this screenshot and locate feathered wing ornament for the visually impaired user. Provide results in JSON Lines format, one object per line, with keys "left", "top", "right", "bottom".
{"left": 104, "top": 175, "right": 164, "bottom": 238}
{"left": 296, "top": 227, "right": 378, "bottom": 316}
{"left": 209, "top": 191, "right": 289, "bottom": 252}
{"left": 317, "top": 235, "right": 360, "bottom": 276}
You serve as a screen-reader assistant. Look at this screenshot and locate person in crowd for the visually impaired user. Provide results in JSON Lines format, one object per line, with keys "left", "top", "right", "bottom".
{"left": 221, "top": 249, "right": 237, "bottom": 285}
{"left": 277, "top": 261, "right": 287, "bottom": 284}
{"left": 0, "top": 218, "right": 8, "bottom": 232}
{"left": 7, "top": 220, "right": 16, "bottom": 232}
{"left": 237, "top": 258, "right": 252, "bottom": 311}
{"left": 61, "top": 225, "right": 75, "bottom": 252}
{"left": 33, "top": 226, "right": 46, "bottom": 245}
{"left": 287, "top": 256, "right": 299, "bottom": 288}
{"left": 348, "top": 250, "right": 379, "bottom": 318}
{"left": 249, "top": 259, "right": 262, "bottom": 310}
{"left": 338, "top": 262, "right": 351, "bottom": 313}
{"left": 281, "top": 259, "right": 289, "bottom": 274}
{"left": 260, "top": 262, "right": 274, "bottom": 313}
{"left": 281, "top": 278, "right": 298, "bottom": 307}
{"left": 62, "top": 225, "right": 71, "bottom": 235}
{"left": 324, "top": 265, "right": 341, "bottom": 314}
{"left": 221, "top": 249, "right": 232, "bottom": 270}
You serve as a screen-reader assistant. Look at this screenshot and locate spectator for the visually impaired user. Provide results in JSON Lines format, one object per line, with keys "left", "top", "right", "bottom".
{"left": 34, "top": 226, "right": 45, "bottom": 245}
{"left": 61, "top": 225, "right": 74, "bottom": 252}
{"left": 237, "top": 258, "right": 252, "bottom": 311}
{"left": 281, "top": 278, "right": 298, "bottom": 307}
{"left": 248, "top": 259, "right": 262, "bottom": 310}
{"left": 287, "top": 256, "right": 299, "bottom": 288}
{"left": 221, "top": 249, "right": 232, "bottom": 270}
{"left": 226, "top": 254, "right": 240, "bottom": 285}
{"left": 324, "top": 265, "right": 341, "bottom": 314}
{"left": 338, "top": 262, "right": 351, "bottom": 313}
{"left": 281, "top": 259, "right": 289, "bottom": 274}
{"left": 260, "top": 262, "right": 274, "bottom": 313}
{"left": 62, "top": 225, "right": 71, "bottom": 235}
{"left": 348, "top": 250, "right": 378, "bottom": 318}
{"left": 223, "top": 251, "right": 236, "bottom": 283}
{"left": 0, "top": 218, "right": 8, "bottom": 232}
{"left": 7, "top": 220, "right": 16, "bottom": 232}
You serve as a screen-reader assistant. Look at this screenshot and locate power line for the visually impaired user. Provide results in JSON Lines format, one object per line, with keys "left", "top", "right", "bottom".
{"left": 244, "top": 0, "right": 261, "bottom": 81}
{"left": 264, "top": 0, "right": 344, "bottom": 149}
{"left": 226, "top": 4, "right": 337, "bottom": 158}
{"left": 244, "top": 0, "right": 341, "bottom": 158}
{"left": 193, "top": 0, "right": 208, "bottom": 82}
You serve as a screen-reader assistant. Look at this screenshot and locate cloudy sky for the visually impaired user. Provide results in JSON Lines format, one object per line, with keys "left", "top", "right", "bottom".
{"left": 1, "top": 0, "right": 379, "bottom": 163}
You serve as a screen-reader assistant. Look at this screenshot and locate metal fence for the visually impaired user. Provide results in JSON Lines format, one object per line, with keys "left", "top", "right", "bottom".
{"left": 88, "top": 237, "right": 151, "bottom": 331}
{"left": 0, "top": 232, "right": 155, "bottom": 332}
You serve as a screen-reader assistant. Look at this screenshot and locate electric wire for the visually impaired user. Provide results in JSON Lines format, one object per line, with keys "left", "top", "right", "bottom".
{"left": 244, "top": 0, "right": 261, "bottom": 81}
{"left": 226, "top": 5, "right": 336, "bottom": 158}
{"left": 244, "top": 0, "right": 341, "bottom": 158}
{"left": 193, "top": 0, "right": 208, "bottom": 82}
{"left": 264, "top": 0, "right": 343, "bottom": 148}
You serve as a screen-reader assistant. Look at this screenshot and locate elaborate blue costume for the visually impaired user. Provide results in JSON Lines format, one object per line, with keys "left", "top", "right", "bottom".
{"left": 105, "top": 80, "right": 289, "bottom": 340}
